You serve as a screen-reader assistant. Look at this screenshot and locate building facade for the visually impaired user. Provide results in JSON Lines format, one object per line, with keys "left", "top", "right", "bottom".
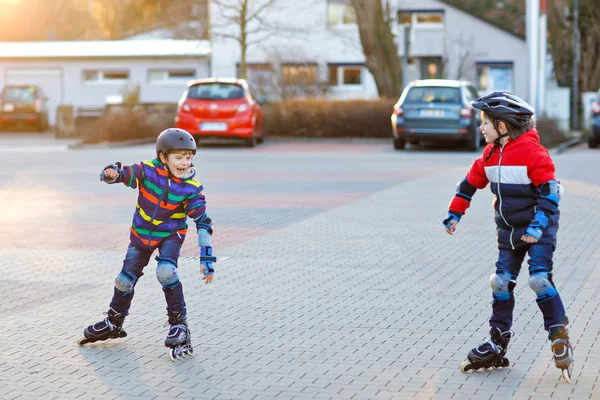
{"left": 0, "top": 40, "right": 210, "bottom": 125}
{"left": 209, "top": 0, "right": 528, "bottom": 101}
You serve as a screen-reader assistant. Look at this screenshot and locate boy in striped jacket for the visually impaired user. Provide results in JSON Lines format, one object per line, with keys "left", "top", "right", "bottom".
{"left": 78, "top": 128, "right": 215, "bottom": 360}
{"left": 443, "top": 92, "right": 574, "bottom": 382}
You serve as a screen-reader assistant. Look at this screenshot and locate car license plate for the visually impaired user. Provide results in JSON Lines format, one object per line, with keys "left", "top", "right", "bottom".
{"left": 200, "top": 122, "right": 227, "bottom": 131}
{"left": 3, "top": 103, "right": 15, "bottom": 112}
{"left": 420, "top": 109, "right": 445, "bottom": 118}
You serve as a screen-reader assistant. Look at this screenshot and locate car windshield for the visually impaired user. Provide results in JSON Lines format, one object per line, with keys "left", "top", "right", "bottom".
{"left": 188, "top": 83, "right": 245, "bottom": 100}
{"left": 2, "top": 87, "right": 36, "bottom": 103}
{"left": 404, "top": 87, "right": 461, "bottom": 104}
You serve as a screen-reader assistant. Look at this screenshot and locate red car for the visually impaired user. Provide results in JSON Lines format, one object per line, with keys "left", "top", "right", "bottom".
{"left": 175, "top": 78, "right": 265, "bottom": 147}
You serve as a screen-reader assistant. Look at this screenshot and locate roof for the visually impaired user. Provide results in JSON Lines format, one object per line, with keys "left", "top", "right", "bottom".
{"left": 0, "top": 39, "right": 211, "bottom": 59}
{"left": 412, "top": 79, "right": 474, "bottom": 87}
{"left": 436, "top": 0, "right": 525, "bottom": 40}
{"left": 187, "top": 78, "right": 247, "bottom": 87}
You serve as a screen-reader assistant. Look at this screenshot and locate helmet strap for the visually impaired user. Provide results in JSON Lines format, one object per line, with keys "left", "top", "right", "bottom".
{"left": 493, "top": 119, "right": 512, "bottom": 144}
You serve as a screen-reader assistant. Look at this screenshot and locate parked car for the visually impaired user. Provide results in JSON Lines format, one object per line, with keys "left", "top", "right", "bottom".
{"left": 0, "top": 84, "right": 49, "bottom": 131}
{"left": 391, "top": 79, "right": 483, "bottom": 151}
{"left": 175, "top": 78, "right": 265, "bottom": 147}
{"left": 589, "top": 90, "right": 600, "bottom": 148}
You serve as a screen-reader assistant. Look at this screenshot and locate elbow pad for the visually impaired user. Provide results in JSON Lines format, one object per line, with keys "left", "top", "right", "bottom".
{"left": 194, "top": 213, "right": 214, "bottom": 235}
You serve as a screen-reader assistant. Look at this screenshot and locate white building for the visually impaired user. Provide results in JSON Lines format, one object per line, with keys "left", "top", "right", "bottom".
{"left": 210, "top": 0, "right": 529, "bottom": 101}
{"left": 0, "top": 40, "right": 210, "bottom": 125}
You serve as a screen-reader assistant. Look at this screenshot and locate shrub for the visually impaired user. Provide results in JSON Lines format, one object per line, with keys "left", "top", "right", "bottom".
{"left": 79, "top": 104, "right": 177, "bottom": 144}
{"left": 263, "top": 99, "right": 396, "bottom": 138}
{"left": 536, "top": 118, "right": 570, "bottom": 149}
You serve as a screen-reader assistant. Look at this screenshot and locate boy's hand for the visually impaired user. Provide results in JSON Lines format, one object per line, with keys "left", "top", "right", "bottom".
{"left": 201, "top": 271, "right": 214, "bottom": 284}
{"left": 102, "top": 168, "right": 119, "bottom": 181}
{"left": 521, "top": 235, "right": 538, "bottom": 244}
{"left": 445, "top": 220, "right": 458, "bottom": 235}
{"left": 443, "top": 212, "right": 461, "bottom": 235}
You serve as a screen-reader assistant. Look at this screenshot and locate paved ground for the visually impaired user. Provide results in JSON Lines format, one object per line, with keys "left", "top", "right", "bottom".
{"left": 0, "top": 133, "right": 598, "bottom": 400}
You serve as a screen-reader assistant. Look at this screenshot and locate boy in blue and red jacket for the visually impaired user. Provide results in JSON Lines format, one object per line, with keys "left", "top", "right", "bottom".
{"left": 79, "top": 128, "right": 215, "bottom": 359}
{"left": 444, "top": 92, "right": 574, "bottom": 381}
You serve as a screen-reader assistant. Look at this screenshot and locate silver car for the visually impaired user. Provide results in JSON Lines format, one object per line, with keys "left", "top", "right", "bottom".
{"left": 391, "top": 79, "right": 483, "bottom": 151}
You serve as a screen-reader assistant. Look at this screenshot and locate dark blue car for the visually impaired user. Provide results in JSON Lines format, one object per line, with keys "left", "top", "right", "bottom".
{"left": 391, "top": 79, "right": 483, "bottom": 151}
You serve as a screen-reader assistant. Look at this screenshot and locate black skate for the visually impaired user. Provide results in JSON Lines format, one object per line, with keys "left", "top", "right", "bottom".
{"left": 78, "top": 308, "right": 127, "bottom": 345}
{"left": 460, "top": 327, "right": 513, "bottom": 372}
{"left": 164, "top": 312, "right": 193, "bottom": 361}
{"left": 550, "top": 326, "right": 574, "bottom": 383}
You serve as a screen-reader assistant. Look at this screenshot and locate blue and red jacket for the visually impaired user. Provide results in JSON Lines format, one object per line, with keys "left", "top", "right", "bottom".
{"left": 111, "top": 159, "right": 208, "bottom": 249}
{"left": 448, "top": 129, "right": 559, "bottom": 250}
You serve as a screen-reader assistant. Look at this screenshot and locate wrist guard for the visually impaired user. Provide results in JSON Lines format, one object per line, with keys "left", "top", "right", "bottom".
{"left": 100, "top": 162, "right": 122, "bottom": 183}
{"left": 524, "top": 210, "right": 549, "bottom": 241}
{"left": 200, "top": 246, "right": 217, "bottom": 275}
{"left": 443, "top": 211, "right": 462, "bottom": 229}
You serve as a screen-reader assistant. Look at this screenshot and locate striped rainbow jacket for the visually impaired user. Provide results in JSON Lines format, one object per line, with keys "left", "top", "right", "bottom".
{"left": 109, "top": 159, "right": 208, "bottom": 249}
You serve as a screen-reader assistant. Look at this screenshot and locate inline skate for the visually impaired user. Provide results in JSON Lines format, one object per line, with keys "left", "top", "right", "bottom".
{"left": 164, "top": 312, "right": 193, "bottom": 361}
{"left": 460, "top": 327, "right": 513, "bottom": 372}
{"left": 550, "top": 326, "right": 574, "bottom": 383}
{"left": 78, "top": 308, "right": 127, "bottom": 345}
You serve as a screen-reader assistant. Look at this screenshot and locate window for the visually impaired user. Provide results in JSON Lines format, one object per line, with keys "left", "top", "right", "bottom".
{"left": 148, "top": 69, "right": 195, "bottom": 83}
{"left": 420, "top": 57, "right": 442, "bottom": 79}
{"left": 83, "top": 70, "right": 129, "bottom": 84}
{"left": 328, "top": 64, "right": 363, "bottom": 86}
{"left": 281, "top": 64, "right": 318, "bottom": 85}
{"left": 477, "top": 62, "right": 513, "bottom": 93}
{"left": 188, "top": 83, "right": 245, "bottom": 100}
{"left": 404, "top": 87, "right": 461, "bottom": 104}
{"left": 237, "top": 63, "right": 275, "bottom": 88}
{"left": 397, "top": 9, "right": 444, "bottom": 28}
{"left": 328, "top": 0, "right": 357, "bottom": 27}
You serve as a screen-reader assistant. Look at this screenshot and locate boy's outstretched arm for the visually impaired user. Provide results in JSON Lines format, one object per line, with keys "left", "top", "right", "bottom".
{"left": 99, "top": 162, "right": 144, "bottom": 189}
{"left": 186, "top": 188, "right": 216, "bottom": 284}
{"left": 443, "top": 155, "right": 489, "bottom": 235}
{"left": 523, "top": 149, "right": 561, "bottom": 243}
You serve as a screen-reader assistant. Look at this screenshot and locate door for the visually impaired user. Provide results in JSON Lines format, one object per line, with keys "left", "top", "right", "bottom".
{"left": 4, "top": 68, "right": 63, "bottom": 126}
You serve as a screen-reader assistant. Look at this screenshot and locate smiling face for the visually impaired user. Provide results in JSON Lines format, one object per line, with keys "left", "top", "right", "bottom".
{"left": 159, "top": 150, "right": 194, "bottom": 178}
{"left": 479, "top": 112, "right": 510, "bottom": 144}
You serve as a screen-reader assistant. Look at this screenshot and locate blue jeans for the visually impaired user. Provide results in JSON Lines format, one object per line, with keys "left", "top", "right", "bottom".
{"left": 490, "top": 243, "right": 568, "bottom": 332}
{"left": 109, "top": 235, "right": 186, "bottom": 316}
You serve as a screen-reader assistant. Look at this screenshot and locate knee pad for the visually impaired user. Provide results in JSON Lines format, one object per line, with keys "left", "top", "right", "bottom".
{"left": 156, "top": 261, "right": 179, "bottom": 289}
{"left": 528, "top": 273, "right": 558, "bottom": 300}
{"left": 114, "top": 271, "right": 136, "bottom": 294}
{"left": 489, "top": 271, "right": 515, "bottom": 301}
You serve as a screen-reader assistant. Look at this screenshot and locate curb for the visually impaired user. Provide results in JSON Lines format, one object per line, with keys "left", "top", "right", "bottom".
{"left": 68, "top": 137, "right": 156, "bottom": 149}
{"left": 554, "top": 137, "right": 586, "bottom": 155}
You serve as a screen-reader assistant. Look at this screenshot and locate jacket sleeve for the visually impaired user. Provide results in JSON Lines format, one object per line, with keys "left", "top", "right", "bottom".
{"left": 119, "top": 162, "right": 145, "bottom": 190}
{"left": 448, "top": 155, "right": 489, "bottom": 215}
{"left": 185, "top": 183, "right": 208, "bottom": 224}
{"left": 528, "top": 148, "right": 559, "bottom": 216}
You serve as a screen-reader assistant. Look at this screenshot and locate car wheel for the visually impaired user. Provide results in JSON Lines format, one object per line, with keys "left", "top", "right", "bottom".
{"left": 589, "top": 135, "right": 599, "bottom": 148}
{"left": 244, "top": 136, "right": 257, "bottom": 148}
{"left": 393, "top": 137, "right": 406, "bottom": 150}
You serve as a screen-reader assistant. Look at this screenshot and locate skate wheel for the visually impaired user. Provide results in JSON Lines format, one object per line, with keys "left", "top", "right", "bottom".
{"left": 169, "top": 348, "right": 176, "bottom": 362}
{"left": 460, "top": 360, "right": 472, "bottom": 373}
{"left": 562, "top": 362, "right": 574, "bottom": 384}
{"left": 77, "top": 337, "right": 90, "bottom": 346}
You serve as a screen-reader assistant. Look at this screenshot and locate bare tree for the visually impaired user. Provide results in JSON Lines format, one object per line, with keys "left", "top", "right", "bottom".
{"left": 211, "top": 0, "right": 307, "bottom": 79}
{"left": 548, "top": 0, "right": 600, "bottom": 92}
{"left": 350, "top": 0, "right": 403, "bottom": 98}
